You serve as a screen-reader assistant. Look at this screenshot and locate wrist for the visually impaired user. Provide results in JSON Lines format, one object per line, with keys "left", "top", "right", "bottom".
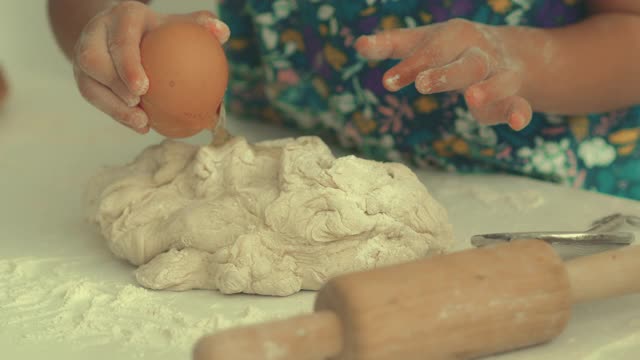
{"left": 497, "top": 26, "right": 554, "bottom": 111}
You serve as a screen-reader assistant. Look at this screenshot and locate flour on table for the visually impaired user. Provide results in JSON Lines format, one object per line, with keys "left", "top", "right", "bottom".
{"left": 0, "top": 257, "right": 287, "bottom": 356}
{"left": 85, "top": 136, "right": 454, "bottom": 296}
{"left": 433, "top": 181, "right": 546, "bottom": 212}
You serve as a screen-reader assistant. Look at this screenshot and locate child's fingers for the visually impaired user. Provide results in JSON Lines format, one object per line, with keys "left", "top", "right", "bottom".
{"left": 164, "top": 10, "right": 230, "bottom": 44}
{"left": 75, "top": 69, "right": 149, "bottom": 133}
{"left": 191, "top": 11, "right": 230, "bottom": 44}
{"left": 469, "top": 95, "right": 532, "bottom": 130}
{"left": 506, "top": 96, "right": 533, "bottom": 131}
{"left": 465, "top": 70, "right": 522, "bottom": 108}
{"left": 380, "top": 29, "right": 464, "bottom": 91}
{"left": 355, "top": 28, "right": 425, "bottom": 60}
{"left": 414, "top": 47, "right": 491, "bottom": 95}
{"left": 75, "top": 18, "right": 140, "bottom": 107}
{"left": 108, "top": 2, "right": 151, "bottom": 96}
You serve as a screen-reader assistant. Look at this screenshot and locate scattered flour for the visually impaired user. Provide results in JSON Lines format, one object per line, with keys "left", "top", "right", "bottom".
{"left": 435, "top": 183, "right": 545, "bottom": 212}
{"left": 0, "top": 257, "right": 288, "bottom": 355}
{"left": 85, "top": 136, "right": 454, "bottom": 296}
{"left": 468, "top": 187, "right": 545, "bottom": 211}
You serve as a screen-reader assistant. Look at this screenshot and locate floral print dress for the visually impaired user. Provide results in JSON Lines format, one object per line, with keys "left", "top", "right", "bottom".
{"left": 218, "top": 0, "right": 640, "bottom": 201}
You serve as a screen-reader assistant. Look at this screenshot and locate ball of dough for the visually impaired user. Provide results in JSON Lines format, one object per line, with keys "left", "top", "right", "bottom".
{"left": 86, "top": 136, "right": 455, "bottom": 296}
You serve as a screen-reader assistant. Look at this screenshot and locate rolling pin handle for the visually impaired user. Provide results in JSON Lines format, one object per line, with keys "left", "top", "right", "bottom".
{"left": 567, "top": 244, "right": 640, "bottom": 304}
{"left": 193, "top": 310, "right": 343, "bottom": 360}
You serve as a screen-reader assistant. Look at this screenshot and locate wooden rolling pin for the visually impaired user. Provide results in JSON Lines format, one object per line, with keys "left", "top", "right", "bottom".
{"left": 193, "top": 240, "right": 640, "bottom": 360}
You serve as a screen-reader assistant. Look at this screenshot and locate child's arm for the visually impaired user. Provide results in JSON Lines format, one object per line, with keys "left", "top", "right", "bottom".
{"left": 517, "top": 1, "right": 640, "bottom": 115}
{"left": 48, "top": 0, "right": 151, "bottom": 59}
{"left": 355, "top": 0, "right": 640, "bottom": 129}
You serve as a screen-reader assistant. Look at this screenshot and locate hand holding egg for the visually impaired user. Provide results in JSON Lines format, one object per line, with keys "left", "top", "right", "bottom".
{"left": 71, "top": 1, "right": 230, "bottom": 136}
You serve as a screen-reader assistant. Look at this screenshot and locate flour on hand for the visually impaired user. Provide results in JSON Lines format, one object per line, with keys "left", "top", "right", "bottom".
{"left": 85, "top": 136, "right": 454, "bottom": 296}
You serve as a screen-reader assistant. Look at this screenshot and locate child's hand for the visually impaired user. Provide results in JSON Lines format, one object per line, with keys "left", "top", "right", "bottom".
{"left": 355, "top": 19, "right": 531, "bottom": 130}
{"left": 72, "top": 1, "right": 229, "bottom": 133}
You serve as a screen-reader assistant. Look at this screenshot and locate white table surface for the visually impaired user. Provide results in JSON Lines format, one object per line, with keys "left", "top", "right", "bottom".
{"left": 1, "top": 1, "right": 639, "bottom": 359}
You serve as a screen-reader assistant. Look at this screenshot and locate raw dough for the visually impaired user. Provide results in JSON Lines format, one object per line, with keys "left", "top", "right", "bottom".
{"left": 85, "top": 136, "right": 454, "bottom": 296}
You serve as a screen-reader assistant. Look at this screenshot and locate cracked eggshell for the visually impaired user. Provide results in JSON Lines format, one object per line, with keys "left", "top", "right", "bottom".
{"left": 140, "top": 21, "right": 228, "bottom": 138}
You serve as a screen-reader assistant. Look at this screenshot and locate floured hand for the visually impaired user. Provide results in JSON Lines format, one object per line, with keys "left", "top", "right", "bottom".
{"left": 355, "top": 19, "right": 531, "bottom": 131}
{"left": 73, "top": 1, "right": 230, "bottom": 133}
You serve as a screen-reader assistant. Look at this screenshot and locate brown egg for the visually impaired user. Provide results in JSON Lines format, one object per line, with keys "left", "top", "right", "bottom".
{"left": 140, "top": 21, "right": 228, "bottom": 138}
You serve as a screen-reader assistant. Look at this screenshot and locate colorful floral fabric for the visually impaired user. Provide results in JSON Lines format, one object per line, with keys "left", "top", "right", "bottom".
{"left": 218, "top": 0, "right": 640, "bottom": 201}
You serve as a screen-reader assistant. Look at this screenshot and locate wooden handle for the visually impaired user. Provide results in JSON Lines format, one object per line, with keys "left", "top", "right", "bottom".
{"left": 567, "top": 244, "right": 640, "bottom": 303}
{"left": 193, "top": 311, "right": 342, "bottom": 360}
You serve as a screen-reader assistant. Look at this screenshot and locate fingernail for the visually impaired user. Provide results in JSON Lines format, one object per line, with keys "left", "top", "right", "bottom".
{"left": 362, "top": 35, "right": 377, "bottom": 46}
{"left": 211, "top": 19, "right": 230, "bottom": 44}
{"left": 135, "top": 76, "right": 149, "bottom": 96}
{"left": 128, "top": 112, "right": 148, "bottom": 129}
{"left": 415, "top": 70, "right": 431, "bottom": 94}
{"left": 469, "top": 88, "right": 484, "bottom": 105}
{"left": 385, "top": 74, "right": 400, "bottom": 91}
{"left": 509, "top": 113, "right": 527, "bottom": 131}
{"left": 359, "top": 35, "right": 390, "bottom": 59}
{"left": 126, "top": 96, "right": 140, "bottom": 107}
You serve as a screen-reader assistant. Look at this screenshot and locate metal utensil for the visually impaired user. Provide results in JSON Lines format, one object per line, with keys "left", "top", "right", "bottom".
{"left": 471, "top": 213, "right": 639, "bottom": 258}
